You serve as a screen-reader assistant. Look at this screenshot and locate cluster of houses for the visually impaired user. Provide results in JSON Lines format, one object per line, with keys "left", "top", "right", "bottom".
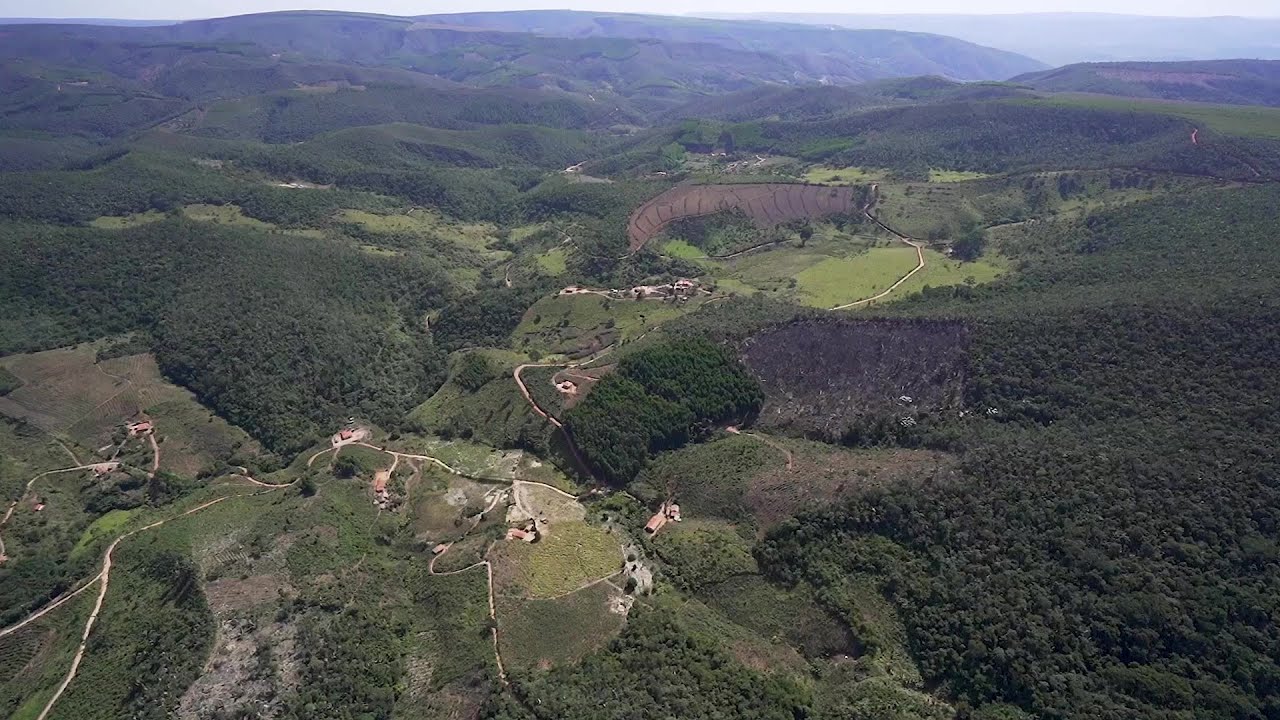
{"left": 644, "top": 501, "right": 682, "bottom": 535}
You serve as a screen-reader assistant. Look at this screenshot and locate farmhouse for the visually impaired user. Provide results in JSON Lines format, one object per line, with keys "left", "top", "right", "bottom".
{"left": 645, "top": 501, "right": 683, "bottom": 534}
{"left": 126, "top": 420, "right": 153, "bottom": 436}
{"left": 644, "top": 512, "right": 666, "bottom": 534}
{"left": 506, "top": 527, "right": 537, "bottom": 543}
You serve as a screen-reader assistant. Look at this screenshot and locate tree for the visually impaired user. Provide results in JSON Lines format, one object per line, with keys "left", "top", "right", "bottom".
{"left": 951, "top": 226, "right": 987, "bottom": 262}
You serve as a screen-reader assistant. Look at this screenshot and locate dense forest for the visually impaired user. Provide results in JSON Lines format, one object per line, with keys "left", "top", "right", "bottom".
{"left": 566, "top": 340, "right": 763, "bottom": 483}
{"left": 750, "top": 186, "right": 1280, "bottom": 718}
{"left": 485, "top": 611, "right": 808, "bottom": 720}
{"left": 0, "top": 217, "right": 451, "bottom": 452}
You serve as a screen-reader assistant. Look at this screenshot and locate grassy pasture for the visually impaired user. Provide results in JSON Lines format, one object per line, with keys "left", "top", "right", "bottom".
{"left": 513, "top": 292, "right": 695, "bottom": 357}
{"left": 802, "top": 166, "right": 890, "bottom": 185}
{"left": 535, "top": 247, "right": 568, "bottom": 275}
{"left": 337, "top": 208, "right": 506, "bottom": 257}
{"left": 793, "top": 247, "right": 921, "bottom": 308}
{"left": 928, "top": 169, "right": 991, "bottom": 182}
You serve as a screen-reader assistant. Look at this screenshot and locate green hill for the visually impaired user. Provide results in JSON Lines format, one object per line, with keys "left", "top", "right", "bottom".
{"left": 1013, "top": 60, "right": 1280, "bottom": 107}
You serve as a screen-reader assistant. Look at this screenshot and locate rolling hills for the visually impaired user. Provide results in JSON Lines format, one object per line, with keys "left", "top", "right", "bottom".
{"left": 2, "top": 12, "right": 1280, "bottom": 720}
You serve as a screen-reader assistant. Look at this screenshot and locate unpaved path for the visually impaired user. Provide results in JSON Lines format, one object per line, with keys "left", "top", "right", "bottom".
{"left": 1191, "top": 128, "right": 1199, "bottom": 145}
{"left": 1, "top": 463, "right": 120, "bottom": 561}
{"left": 829, "top": 204, "right": 926, "bottom": 310}
{"left": 726, "top": 427, "right": 793, "bottom": 470}
{"left": 33, "top": 489, "right": 262, "bottom": 717}
{"left": 148, "top": 434, "right": 160, "bottom": 478}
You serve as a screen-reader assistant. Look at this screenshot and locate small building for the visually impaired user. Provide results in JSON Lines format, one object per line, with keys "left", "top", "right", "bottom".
{"left": 506, "top": 528, "right": 537, "bottom": 543}
{"left": 644, "top": 512, "right": 667, "bottom": 534}
{"left": 666, "top": 504, "right": 681, "bottom": 522}
{"left": 127, "top": 421, "right": 153, "bottom": 437}
{"left": 33, "top": 502, "right": 45, "bottom": 512}
{"left": 338, "top": 429, "right": 354, "bottom": 441}
{"left": 432, "top": 543, "right": 449, "bottom": 555}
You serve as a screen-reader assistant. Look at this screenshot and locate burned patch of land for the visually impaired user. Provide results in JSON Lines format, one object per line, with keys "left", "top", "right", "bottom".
{"left": 627, "top": 184, "right": 868, "bottom": 252}
{"left": 741, "top": 319, "right": 968, "bottom": 441}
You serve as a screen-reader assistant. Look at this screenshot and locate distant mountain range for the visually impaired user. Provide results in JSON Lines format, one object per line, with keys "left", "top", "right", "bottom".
{"left": 701, "top": 13, "right": 1280, "bottom": 67}
{"left": 1013, "top": 60, "right": 1280, "bottom": 107}
{"left": 0, "top": 10, "right": 1047, "bottom": 128}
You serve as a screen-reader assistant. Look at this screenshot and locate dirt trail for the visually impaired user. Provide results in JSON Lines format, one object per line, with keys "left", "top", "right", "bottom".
{"left": 230, "top": 466, "right": 298, "bottom": 488}
{"left": 1, "top": 463, "right": 121, "bottom": 561}
{"left": 33, "top": 490, "right": 267, "bottom": 720}
{"left": 0, "top": 574, "right": 103, "bottom": 640}
{"left": 829, "top": 208, "right": 926, "bottom": 311}
{"left": 54, "top": 439, "right": 81, "bottom": 467}
{"left": 1191, "top": 128, "right": 1199, "bottom": 145}
{"left": 148, "top": 434, "right": 160, "bottom": 478}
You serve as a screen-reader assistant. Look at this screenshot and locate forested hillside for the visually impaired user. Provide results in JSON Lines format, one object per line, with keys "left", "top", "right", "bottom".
{"left": 1014, "top": 59, "right": 1280, "bottom": 107}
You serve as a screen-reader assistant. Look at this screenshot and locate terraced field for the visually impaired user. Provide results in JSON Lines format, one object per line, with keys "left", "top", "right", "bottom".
{"left": 627, "top": 184, "right": 867, "bottom": 252}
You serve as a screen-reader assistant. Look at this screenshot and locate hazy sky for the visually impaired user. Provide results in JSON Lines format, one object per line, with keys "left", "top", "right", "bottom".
{"left": 5, "top": 0, "right": 1279, "bottom": 20}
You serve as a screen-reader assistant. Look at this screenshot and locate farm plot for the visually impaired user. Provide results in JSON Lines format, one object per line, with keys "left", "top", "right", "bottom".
{"left": 627, "top": 183, "right": 868, "bottom": 252}
{"left": 741, "top": 318, "right": 969, "bottom": 442}
{"left": 489, "top": 519, "right": 620, "bottom": 599}
{"left": 496, "top": 581, "right": 626, "bottom": 669}
{"left": 0, "top": 586, "right": 97, "bottom": 719}
{"left": 0, "top": 346, "right": 122, "bottom": 434}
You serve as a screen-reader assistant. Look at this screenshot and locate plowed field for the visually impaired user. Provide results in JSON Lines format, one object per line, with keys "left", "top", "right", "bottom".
{"left": 627, "top": 184, "right": 864, "bottom": 252}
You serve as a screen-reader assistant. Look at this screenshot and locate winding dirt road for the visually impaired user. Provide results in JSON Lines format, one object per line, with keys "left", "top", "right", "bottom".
{"left": 1, "top": 462, "right": 121, "bottom": 561}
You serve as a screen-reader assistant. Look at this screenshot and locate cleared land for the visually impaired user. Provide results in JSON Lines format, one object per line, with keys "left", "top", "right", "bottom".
{"left": 740, "top": 319, "right": 969, "bottom": 441}
{"left": 627, "top": 184, "right": 865, "bottom": 252}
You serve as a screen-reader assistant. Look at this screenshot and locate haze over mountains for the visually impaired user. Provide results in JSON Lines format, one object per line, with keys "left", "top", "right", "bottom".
{"left": 702, "top": 12, "right": 1280, "bottom": 66}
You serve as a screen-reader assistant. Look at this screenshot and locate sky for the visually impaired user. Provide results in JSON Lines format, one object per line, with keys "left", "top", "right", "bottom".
{"left": 4, "top": 0, "right": 1279, "bottom": 20}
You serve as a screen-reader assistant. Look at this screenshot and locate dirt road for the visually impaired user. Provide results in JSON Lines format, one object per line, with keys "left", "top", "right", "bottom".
{"left": 1, "top": 462, "right": 120, "bottom": 561}
{"left": 829, "top": 211, "right": 926, "bottom": 311}
{"left": 30, "top": 490, "right": 267, "bottom": 720}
